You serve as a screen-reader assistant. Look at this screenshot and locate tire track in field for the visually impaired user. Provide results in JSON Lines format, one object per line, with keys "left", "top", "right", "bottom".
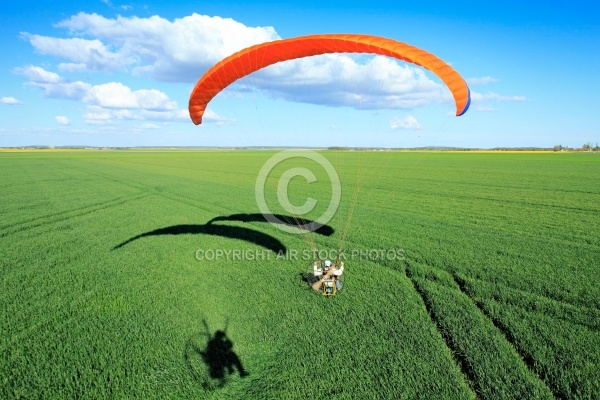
{"left": 1, "top": 159, "right": 240, "bottom": 240}
{"left": 51, "top": 158, "right": 259, "bottom": 223}
{"left": 452, "top": 274, "right": 564, "bottom": 400}
{"left": 1, "top": 158, "right": 249, "bottom": 242}
{"left": 404, "top": 260, "right": 556, "bottom": 399}
{"left": 60, "top": 159, "right": 231, "bottom": 216}
{"left": 0, "top": 158, "right": 155, "bottom": 236}
{"left": 0, "top": 191, "right": 141, "bottom": 231}
{"left": 0, "top": 192, "right": 150, "bottom": 238}
{"left": 398, "top": 175, "right": 600, "bottom": 211}
{"left": 453, "top": 274, "right": 600, "bottom": 328}
{"left": 4, "top": 156, "right": 222, "bottom": 232}
{"left": 131, "top": 178, "right": 252, "bottom": 221}
{"left": 51, "top": 158, "right": 161, "bottom": 193}
{"left": 403, "top": 267, "right": 479, "bottom": 399}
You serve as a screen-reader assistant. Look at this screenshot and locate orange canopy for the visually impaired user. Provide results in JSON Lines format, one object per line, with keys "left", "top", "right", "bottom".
{"left": 189, "top": 34, "right": 470, "bottom": 124}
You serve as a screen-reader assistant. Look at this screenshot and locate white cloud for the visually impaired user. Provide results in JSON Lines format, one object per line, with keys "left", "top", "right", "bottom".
{"left": 84, "top": 106, "right": 113, "bottom": 124}
{"left": 34, "top": 12, "right": 279, "bottom": 81}
{"left": 55, "top": 116, "right": 70, "bottom": 125}
{"left": 390, "top": 115, "right": 421, "bottom": 130}
{"left": 21, "top": 12, "right": 450, "bottom": 110}
{"left": 83, "top": 82, "right": 177, "bottom": 110}
{"left": 202, "top": 109, "right": 234, "bottom": 125}
{"left": 471, "top": 91, "right": 528, "bottom": 102}
{"left": 1, "top": 97, "right": 23, "bottom": 105}
{"left": 139, "top": 123, "right": 161, "bottom": 129}
{"left": 57, "top": 63, "right": 89, "bottom": 73}
{"left": 138, "top": 109, "right": 186, "bottom": 122}
{"left": 16, "top": 66, "right": 189, "bottom": 125}
{"left": 18, "top": 12, "right": 527, "bottom": 119}
{"left": 19, "top": 66, "right": 178, "bottom": 112}
{"left": 247, "top": 54, "right": 451, "bottom": 109}
{"left": 26, "top": 79, "right": 91, "bottom": 101}
{"left": 476, "top": 106, "right": 498, "bottom": 112}
{"left": 13, "top": 65, "right": 62, "bottom": 83}
{"left": 467, "top": 76, "right": 497, "bottom": 85}
{"left": 82, "top": 105, "right": 221, "bottom": 125}
{"left": 22, "top": 34, "right": 134, "bottom": 72}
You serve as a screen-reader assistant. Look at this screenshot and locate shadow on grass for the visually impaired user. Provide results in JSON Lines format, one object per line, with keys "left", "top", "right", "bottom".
{"left": 112, "top": 214, "right": 335, "bottom": 253}
{"left": 207, "top": 213, "right": 334, "bottom": 236}
{"left": 184, "top": 318, "right": 249, "bottom": 390}
{"left": 112, "top": 223, "right": 287, "bottom": 254}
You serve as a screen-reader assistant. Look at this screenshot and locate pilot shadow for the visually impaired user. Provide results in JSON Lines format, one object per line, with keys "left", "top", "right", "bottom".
{"left": 184, "top": 319, "right": 249, "bottom": 390}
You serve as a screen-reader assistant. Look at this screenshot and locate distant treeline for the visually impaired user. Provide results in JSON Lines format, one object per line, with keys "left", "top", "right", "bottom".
{"left": 3, "top": 145, "right": 599, "bottom": 152}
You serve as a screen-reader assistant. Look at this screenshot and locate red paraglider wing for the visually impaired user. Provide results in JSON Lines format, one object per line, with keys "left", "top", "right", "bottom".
{"left": 189, "top": 34, "right": 470, "bottom": 124}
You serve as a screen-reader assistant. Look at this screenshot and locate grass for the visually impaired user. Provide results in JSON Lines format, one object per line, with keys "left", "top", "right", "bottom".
{"left": 1, "top": 149, "right": 599, "bottom": 399}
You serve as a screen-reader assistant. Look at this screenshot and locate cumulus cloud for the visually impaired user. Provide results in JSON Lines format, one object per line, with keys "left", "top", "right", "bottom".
{"left": 139, "top": 123, "right": 161, "bottom": 129}
{"left": 463, "top": 77, "right": 527, "bottom": 110}
{"left": 467, "top": 76, "right": 497, "bottom": 85}
{"left": 202, "top": 109, "right": 234, "bottom": 125}
{"left": 463, "top": 90, "right": 528, "bottom": 113}
{"left": 471, "top": 91, "right": 528, "bottom": 102}
{"left": 22, "top": 34, "right": 134, "bottom": 72}
{"left": 16, "top": 66, "right": 177, "bottom": 111}
{"left": 82, "top": 104, "right": 231, "bottom": 125}
{"left": 475, "top": 106, "right": 498, "bottom": 112}
{"left": 83, "top": 82, "right": 177, "bottom": 110}
{"left": 1, "top": 97, "right": 23, "bottom": 105}
{"left": 250, "top": 54, "right": 449, "bottom": 110}
{"left": 13, "top": 65, "right": 61, "bottom": 83}
{"left": 15, "top": 66, "right": 192, "bottom": 125}
{"left": 17, "top": 67, "right": 90, "bottom": 100}
{"left": 390, "top": 115, "right": 421, "bottom": 130}
{"left": 31, "top": 12, "right": 279, "bottom": 82}
{"left": 21, "top": 12, "right": 455, "bottom": 111}
{"left": 55, "top": 116, "right": 70, "bottom": 125}
{"left": 18, "top": 11, "right": 527, "bottom": 118}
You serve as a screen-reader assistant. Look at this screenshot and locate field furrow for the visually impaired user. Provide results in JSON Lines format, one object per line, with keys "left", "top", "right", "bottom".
{"left": 405, "top": 261, "right": 555, "bottom": 399}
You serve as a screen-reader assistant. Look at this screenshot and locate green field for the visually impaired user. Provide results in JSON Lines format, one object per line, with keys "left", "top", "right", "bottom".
{"left": 1, "top": 150, "right": 599, "bottom": 399}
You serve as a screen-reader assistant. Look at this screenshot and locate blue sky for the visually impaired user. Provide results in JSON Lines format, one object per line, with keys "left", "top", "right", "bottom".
{"left": 1, "top": 0, "right": 598, "bottom": 148}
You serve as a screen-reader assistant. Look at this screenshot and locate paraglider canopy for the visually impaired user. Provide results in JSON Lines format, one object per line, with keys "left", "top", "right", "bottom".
{"left": 189, "top": 34, "right": 471, "bottom": 124}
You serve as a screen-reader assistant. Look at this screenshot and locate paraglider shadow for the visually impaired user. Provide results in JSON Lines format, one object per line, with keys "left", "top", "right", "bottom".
{"left": 207, "top": 213, "right": 335, "bottom": 236}
{"left": 112, "top": 223, "right": 286, "bottom": 253}
{"left": 184, "top": 319, "right": 249, "bottom": 390}
{"left": 112, "top": 213, "right": 335, "bottom": 252}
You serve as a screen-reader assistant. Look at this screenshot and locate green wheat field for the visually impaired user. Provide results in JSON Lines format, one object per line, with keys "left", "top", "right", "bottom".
{"left": 1, "top": 149, "right": 599, "bottom": 399}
